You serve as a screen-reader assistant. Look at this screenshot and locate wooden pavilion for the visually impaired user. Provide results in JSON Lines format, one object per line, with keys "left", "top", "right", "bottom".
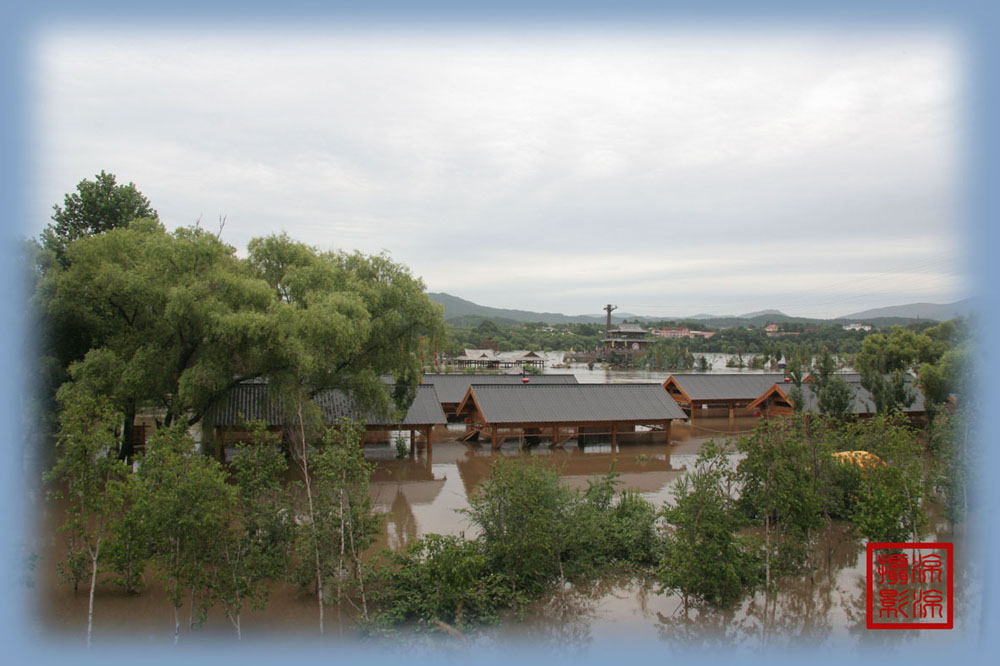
{"left": 662, "top": 373, "right": 789, "bottom": 420}
{"left": 455, "top": 382, "right": 687, "bottom": 450}
{"left": 205, "top": 382, "right": 446, "bottom": 459}
{"left": 420, "top": 372, "right": 578, "bottom": 419}
{"left": 449, "top": 349, "right": 547, "bottom": 370}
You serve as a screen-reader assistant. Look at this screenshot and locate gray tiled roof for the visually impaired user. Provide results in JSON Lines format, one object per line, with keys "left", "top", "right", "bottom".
{"left": 467, "top": 383, "right": 687, "bottom": 424}
{"left": 209, "top": 383, "right": 445, "bottom": 427}
{"left": 421, "top": 373, "right": 578, "bottom": 403}
{"left": 666, "top": 374, "right": 788, "bottom": 401}
{"left": 315, "top": 385, "right": 447, "bottom": 426}
{"left": 209, "top": 383, "right": 286, "bottom": 425}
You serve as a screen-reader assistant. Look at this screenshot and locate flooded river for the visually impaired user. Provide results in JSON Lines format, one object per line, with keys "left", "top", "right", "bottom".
{"left": 29, "top": 363, "right": 975, "bottom": 650}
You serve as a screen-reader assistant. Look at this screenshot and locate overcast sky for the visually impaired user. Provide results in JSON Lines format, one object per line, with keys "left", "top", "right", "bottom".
{"left": 30, "top": 26, "right": 966, "bottom": 319}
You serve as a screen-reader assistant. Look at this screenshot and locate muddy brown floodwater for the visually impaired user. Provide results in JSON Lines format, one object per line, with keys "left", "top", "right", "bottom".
{"left": 30, "top": 415, "right": 976, "bottom": 650}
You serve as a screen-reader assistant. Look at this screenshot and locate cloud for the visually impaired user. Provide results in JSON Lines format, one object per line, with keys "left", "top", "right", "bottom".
{"left": 31, "top": 27, "right": 964, "bottom": 317}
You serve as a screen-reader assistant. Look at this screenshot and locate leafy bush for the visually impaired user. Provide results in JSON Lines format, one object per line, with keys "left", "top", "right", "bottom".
{"left": 464, "top": 457, "right": 577, "bottom": 594}
{"left": 369, "top": 534, "right": 519, "bottom": 631}
{"left": 369, "top": 458, "right": 660, "bottom": 633}
{"left": 658, "top": 443, "right": 762, "bottom": 607}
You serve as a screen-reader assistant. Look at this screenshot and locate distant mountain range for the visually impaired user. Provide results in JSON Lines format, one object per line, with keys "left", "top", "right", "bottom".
{"left": 427, "top": 293, "right": 627, "bottom": 325}
{"left": 428, "top": 292, "right": 972, "bottom": 327}
{"left": 839, "top": 300, "right": 974, "bottom": 321}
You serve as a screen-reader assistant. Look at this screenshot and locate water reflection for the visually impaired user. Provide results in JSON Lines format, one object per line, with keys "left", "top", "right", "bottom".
{"left": 34, "top": 412, "right": 969, "bottom": 650}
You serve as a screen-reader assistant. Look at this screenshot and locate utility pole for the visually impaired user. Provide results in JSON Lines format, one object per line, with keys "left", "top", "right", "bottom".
{"left": 604, "top": 304, "right": 618, "bottom": 335}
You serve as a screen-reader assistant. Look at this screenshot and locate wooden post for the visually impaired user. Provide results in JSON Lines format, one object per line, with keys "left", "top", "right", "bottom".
{"left": 611, "top": 423, "right": 617, "bottom": 452}
{"left": 689, "top": 402, "right": 696, "bottom": 421}
{"left": 491, "top": 425, "right": 499, "bottom": 450}
{"left": 729, "top": 402, "right": 735, "bottom": 421}
{"left": 664, "top": 420, "right": 671, "bottom": 444}
{"left": 424, "top": 426, "right": 433, "bottom": 458}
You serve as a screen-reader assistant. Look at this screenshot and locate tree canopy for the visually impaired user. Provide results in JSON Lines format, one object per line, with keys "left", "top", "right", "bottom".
{"left": 36, "top": 205, "right": 444, "bottom": 459}
{"left": 41, "top": 171, "right": 158, "bottom": 266}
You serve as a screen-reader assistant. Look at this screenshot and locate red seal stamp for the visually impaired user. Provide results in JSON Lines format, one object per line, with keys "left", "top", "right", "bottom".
{"left": 866, "top": 542, "right": 953, "bottom": 629}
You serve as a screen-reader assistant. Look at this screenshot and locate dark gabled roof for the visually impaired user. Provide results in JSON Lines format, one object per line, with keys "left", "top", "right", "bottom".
{"left": 314, "top": 385, "right": 446, "bottom": 426}
{"left": 751, "top": 382, "right": 926, "bottom": 415}
{"left": 463, "top": 383, "right": 687, "bottom": 424}
{"left": 210, "top": 382, "right": 286, "bottom": 425}
{"left": 664, "top": 374, "right": 787, "bottom": 401}
{"left": 209, "top": 383, "right": 445, "bottom": 427}
{"left": 420, "top": 373, "right": 578, "bottom": 404}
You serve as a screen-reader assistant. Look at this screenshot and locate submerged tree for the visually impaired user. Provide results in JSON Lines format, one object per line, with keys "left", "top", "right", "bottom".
{"left": 135, "top": 426, "right": 236, "bottom": 642}
{"left": 44, "top": 389, "right": 129, "bottom": 647}
{"left": 103, "top": 473, "right": 149, "bottom": 595}
{"left": 845, "top": 415, "right": 928, "bottom": 543}
{"left": 928, "top": 405, "right": 973, "bottom": 528}
{"left": 736, "top": 419, "right": 829, "bottom": 588}
{"left": 211, "top": 425, "right": 295, "bottom": 640}
{"left": 659, "top": 440, "right": 762, "bottom": 608}
{"left": 291, "top": 418, "right": 381, "bottom": 632}
{"left": 810, "top": 347, "right": 852, "bottom": 416}
{"left": 464, "top": 457, "right": 579, "bottom": 596}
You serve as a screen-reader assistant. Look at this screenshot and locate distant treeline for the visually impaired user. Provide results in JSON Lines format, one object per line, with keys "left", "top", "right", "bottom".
{"left": 441, "top": 316, "right": 953, "bottom": 361}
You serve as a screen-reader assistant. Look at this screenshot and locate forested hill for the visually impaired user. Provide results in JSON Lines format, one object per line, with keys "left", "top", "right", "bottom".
{"left": 839, "top": 300, "right": 973, "bottom": 321}
{"left": 429, "top": 292, "right": 970, "bottom": 328}
{"left": 427, "top": 293, "right": 628, "bottom": 325}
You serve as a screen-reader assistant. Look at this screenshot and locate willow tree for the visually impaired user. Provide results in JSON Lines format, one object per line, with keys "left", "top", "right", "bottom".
{"left": 246, "top": 232, "right": 445, "bottom": 411}
{"left": 243, "top": 233, "right": 442, "bottom": 633}
{"left": 43, "top": 220, "right": 277, "bottom": 459}
{"left": 845, "top": 415, "right": 928, "bottom": 543}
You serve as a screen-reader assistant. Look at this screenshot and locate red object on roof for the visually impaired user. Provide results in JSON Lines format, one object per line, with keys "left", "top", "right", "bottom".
{"left": 522, "top": 377, "right": 530, "bottom": 383}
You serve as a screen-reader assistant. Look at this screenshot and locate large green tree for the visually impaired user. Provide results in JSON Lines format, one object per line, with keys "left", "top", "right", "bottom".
{"left": 855, "top": 327, "right": 939, "bottom": 413}
{"left": 41, "top": 171, "right": 158, "bottom": 267}
{"left": 45, "top": 221, "right": 276, "bottom": 459}
{"left": 247, "top": 233, "right": 444, "bottom": 416}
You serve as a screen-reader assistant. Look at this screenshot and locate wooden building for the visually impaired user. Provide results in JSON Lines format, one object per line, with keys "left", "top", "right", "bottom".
{"left": 420, "top": 373, "right": 578, "bottom": 420}
{"left": 602, "top": 323, "right": 653, "bottom": 358}
{"left": 205, "top": 382, "right": 446, "bottom": 459}
{"left": 456, "top": 382, "right": 687, "bottom": 450}
{"left": 662, "top": 373, "right": 789, "bottom": 420}
{"left": 448, "top": 349, "right": 547, "bottom": 370}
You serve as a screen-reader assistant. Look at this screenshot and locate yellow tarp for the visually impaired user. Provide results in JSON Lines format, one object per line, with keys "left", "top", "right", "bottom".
{"left": 832, "top": 450, "right": 886, "bottom": 469}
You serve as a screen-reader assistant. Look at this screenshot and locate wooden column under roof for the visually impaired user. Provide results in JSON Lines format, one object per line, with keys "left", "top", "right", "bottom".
{"left": 456, "top": 383, "right": 687, "bottom": 450}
